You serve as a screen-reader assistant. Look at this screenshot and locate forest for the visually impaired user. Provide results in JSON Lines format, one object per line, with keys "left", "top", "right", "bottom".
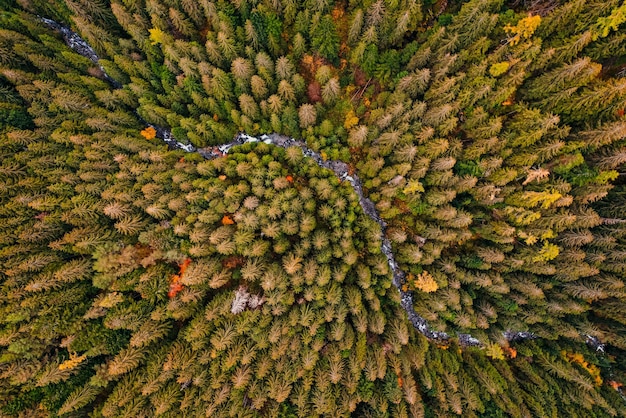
{"left": 1, "top": 0, "right": 626, "bottom": 416}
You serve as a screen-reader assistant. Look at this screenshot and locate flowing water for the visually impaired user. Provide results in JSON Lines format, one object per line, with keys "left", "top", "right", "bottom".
{"left": 40, "top": 17, "right": 562, "bottom": 349}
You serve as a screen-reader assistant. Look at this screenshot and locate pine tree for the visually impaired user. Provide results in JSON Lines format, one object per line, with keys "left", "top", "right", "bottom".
{"left": 311, "top": 16, "right": 340, "bottom": 64}
{"left": 298, "top": 103, "right": 317, "bottom": 128}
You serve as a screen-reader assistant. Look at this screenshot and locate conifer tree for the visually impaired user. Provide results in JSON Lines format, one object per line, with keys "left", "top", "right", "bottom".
{"left": 2, "top": 0, "right": 626, "bottom": 416}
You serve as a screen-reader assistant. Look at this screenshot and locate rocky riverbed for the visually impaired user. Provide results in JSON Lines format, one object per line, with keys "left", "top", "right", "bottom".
{"left": 42, "top": 17, "right": 554, "bottom": 348}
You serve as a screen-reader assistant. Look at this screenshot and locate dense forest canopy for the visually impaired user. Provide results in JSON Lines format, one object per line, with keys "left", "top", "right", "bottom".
{"left": 2, "top": 0, "right": 626, "bottom": 416}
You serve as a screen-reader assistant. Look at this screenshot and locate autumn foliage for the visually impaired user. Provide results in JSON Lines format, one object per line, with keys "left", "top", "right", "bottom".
{"left": 3, "top": 0, "right": 626, "bottom": 416}
{"left": 140, "top": 126, "right": 157, "bottom": 140}
{"left": 562, "top": 351, "right": 603, "bottom": 386}
{"left": 410, "top": 271, "right": 438, "bottom": 293}
{"left": 168, "top": 258, "right": 192, "bottom": 298}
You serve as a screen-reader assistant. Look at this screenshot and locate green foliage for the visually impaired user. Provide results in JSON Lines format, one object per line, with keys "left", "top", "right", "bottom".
{"left": 437, "top": 13, "right": 453, "bottom": 26}
{"left": 0, "top": 105, "right": 33, "bottom": 129}
{"left": 2, "top": 0, "right": 626, "bottom": 416}
{"left": 311, "top": 16, "right": 340, "bottom": 65}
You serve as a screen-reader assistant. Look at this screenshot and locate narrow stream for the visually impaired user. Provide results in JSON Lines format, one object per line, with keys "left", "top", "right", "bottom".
{"left": 41, "top": 17, "right": 579, "bottom": 349}
{"left": 218, "top": 134, "right": 463, "bottom": 343}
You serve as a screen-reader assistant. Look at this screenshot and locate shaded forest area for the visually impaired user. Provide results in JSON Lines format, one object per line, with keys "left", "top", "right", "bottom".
{"left": 2, "top": 0, "right": 626, "bottom": 416}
